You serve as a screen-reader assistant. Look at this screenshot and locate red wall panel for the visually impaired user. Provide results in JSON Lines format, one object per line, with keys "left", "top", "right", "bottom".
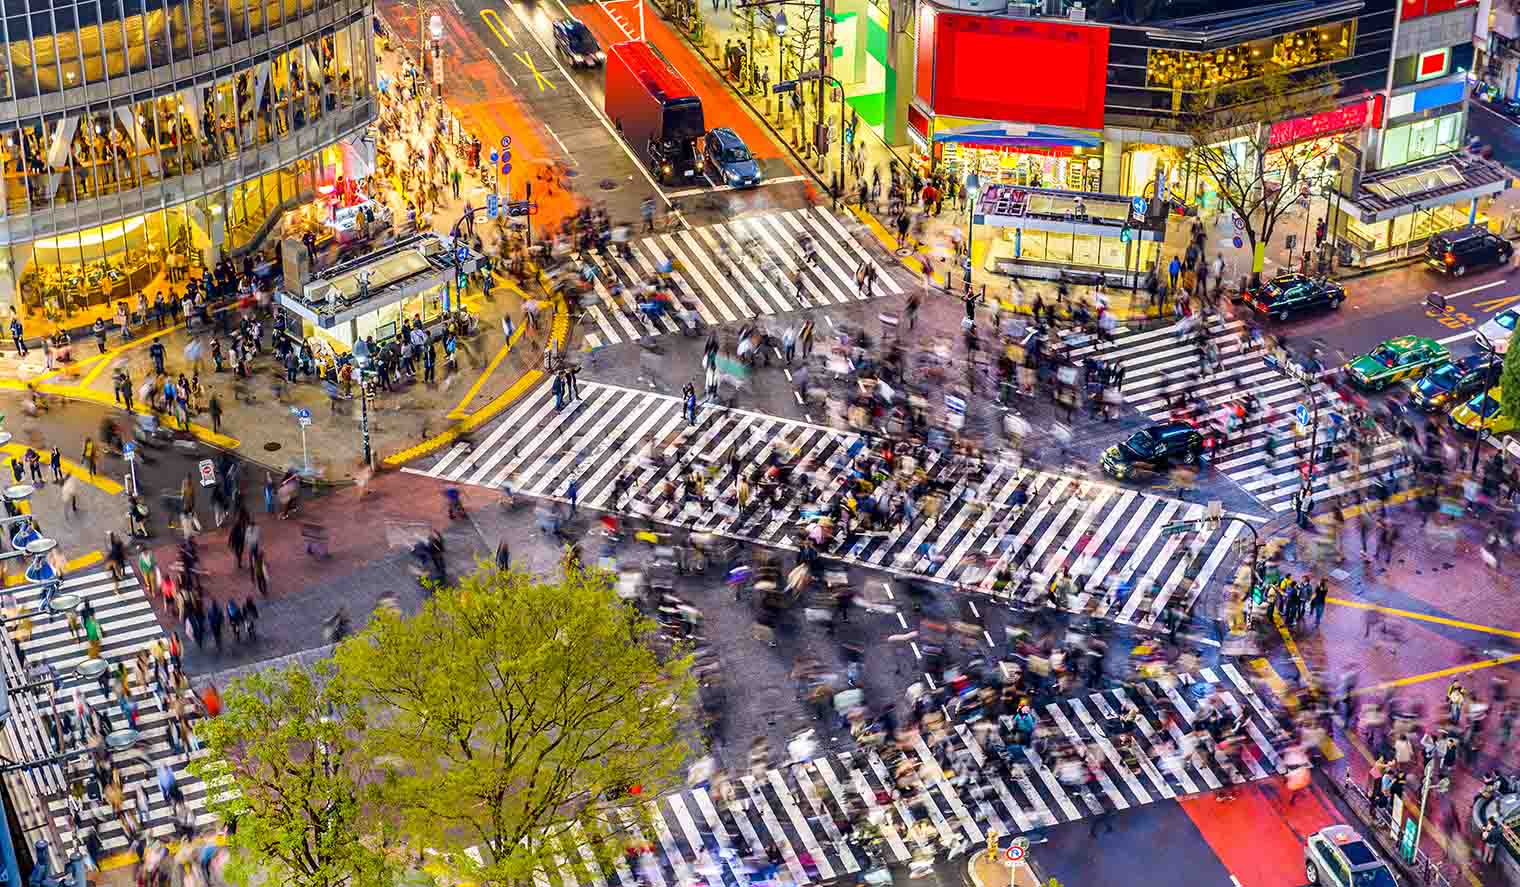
{"left": 926, "top": 15, "right": 1109, "bottom": 130}
{"left": 915, "top": 5, "right": 936, "bottom": 107}
{"left": 1400, "top": 0, "right": 1476, "bottom": 21}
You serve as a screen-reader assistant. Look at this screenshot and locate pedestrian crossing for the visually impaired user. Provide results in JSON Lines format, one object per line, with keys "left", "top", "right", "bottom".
{"left": 0, "top": 569, "right": 217, "bottom": 854}
{"left": 1069, "top": 319, "right": 1406, "bottom": 513}
{"left": 574, "top": 207, "right": 903, "bottom": 348}
{"left": 421, "top": 380, "right": 1248, "bottom": 631}
{"left": 525, "top": 665, "right": 1288, "bottom": 886}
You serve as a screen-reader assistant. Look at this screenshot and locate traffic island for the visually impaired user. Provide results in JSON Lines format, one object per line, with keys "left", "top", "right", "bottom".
{"left": 967, "top": 850, "right": 1045, "bottom": 887}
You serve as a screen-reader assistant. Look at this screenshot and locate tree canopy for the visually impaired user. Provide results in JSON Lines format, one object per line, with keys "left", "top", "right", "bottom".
{"left": 331, "top": 565, "right": 698, "bottom": 885}
{"left": 1181, "top": 70, "right": 1341, "bottom": 281}
{"left": 189, "top": 662, "right": 401, "bottom": 887}
{"left": 1500, "top": 340, "right": 1520, "bottom": 427}
{"left": 196, "top": 566, "right": 697, "bottom": 887}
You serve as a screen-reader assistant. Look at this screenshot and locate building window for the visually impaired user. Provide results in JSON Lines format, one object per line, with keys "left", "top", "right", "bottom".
{"left": 1379, "top": 111, "right": 1462, "bottom": 169}
{"left": 1145, "top": 22, "right": 1354, "bottom": 93}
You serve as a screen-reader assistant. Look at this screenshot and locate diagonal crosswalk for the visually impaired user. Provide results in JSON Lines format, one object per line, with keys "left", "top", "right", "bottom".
{"left": 422, "top": 380, "right": 1246, "bottom": 631}
{"left": 0, "top": 569, "right": 217, "bottom": 854}
{"left": 521, "top": 667, "right": 1288, "bottom": 886}
{"left": 1069, "top": 319, "right": 1407, "bottom": 512}
{"left": 575, "top": 207, "right": 903, "bottom": 347}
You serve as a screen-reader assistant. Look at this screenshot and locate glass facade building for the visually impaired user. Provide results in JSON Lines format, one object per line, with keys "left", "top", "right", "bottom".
{"left": 0, "top": 0, "right": 377, "bottom": 328}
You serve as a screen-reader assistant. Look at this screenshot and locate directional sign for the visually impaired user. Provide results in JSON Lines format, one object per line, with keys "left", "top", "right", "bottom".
{"left": 198, "top": 459, "right": 216, "bottom": 486}
{"left": 123, "top": 443, "right": 135, "bottom": 463}
{"left": 1295, "top": 402, "right": 1311, "bottom": 427}
{"left": 487, "top": 193, "right": 499, "bottom": 218}
{"left": 295, "top": 407, "right": 312, "bottom": 420}
{"left": 1131, "top": 196, "right": 1147, "bottom": 214}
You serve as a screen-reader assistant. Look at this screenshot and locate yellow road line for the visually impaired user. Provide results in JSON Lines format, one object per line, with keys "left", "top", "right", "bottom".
{"left": 1250, "top": 658, "right": 1343, "bottom": 761}
{"left": 3, "top": 551, "right": 106, "bottom": 586}
{"left": 1343, "top": 730, "right": 1484, "bottom": 887}
{"left": 76, "top": 323, "right": 187, "bottom": 388}
{"left": 1329, "top": 596, "right": 1520, "bottom": 640}
{"left": 100, "top": 833, "right": 227, "bottom": 871}
{"left": 1352, "top": 652, "right": 1520, "bottom": 696}
{"left": 34, "top": 383, "right": 239, "bottom": 451}
{"left": 446, "top": 273, "right": 537, "bottom": 419}
{"left": 0, "top": 445, "right": 123, "bottom": 495}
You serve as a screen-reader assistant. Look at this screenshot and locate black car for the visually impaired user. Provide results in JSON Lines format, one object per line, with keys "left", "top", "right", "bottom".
{"left": 1243, "top": 272, "right": 1345, "bottom": 321}
{"left": 1426, "top": 225, "right": 1513, "bottom": 276}
{"left": 1407, "top": 352, "right": 1501, "bottom": 411}
{"left": 553, "top": 18, "right": 603, "bottom": 67}
{"left": 1101, "top": 421, "right": 1204, "bottom": 479}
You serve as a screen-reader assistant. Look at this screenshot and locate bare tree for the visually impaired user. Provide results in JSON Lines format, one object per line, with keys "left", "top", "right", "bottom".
{"left": 1181, "top": 70, "right": 1340, "bottom": 284}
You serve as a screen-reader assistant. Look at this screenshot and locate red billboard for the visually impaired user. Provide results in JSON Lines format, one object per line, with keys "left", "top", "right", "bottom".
{"left": 922, "top": 14, "right": 1109, "bottom": 130}
{"left": 1400, "top": 0, "right": 1476, "bottom": 21}
{"left": 1267, "top": 101, "right": 1369, "bottom": 148}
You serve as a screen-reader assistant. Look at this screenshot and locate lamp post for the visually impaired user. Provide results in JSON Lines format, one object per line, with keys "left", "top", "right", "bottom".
{"left": 965, "top": 173, "right": 980, "bottom": 293}
{"left": 1162, "top": 510, "right": 1260, "bottom": 640}
{"left": 1326, "top": 153, "right": 1343, "bottom": 272}
{"left": 428, "top": 14, "right": 444, "bottom": 99}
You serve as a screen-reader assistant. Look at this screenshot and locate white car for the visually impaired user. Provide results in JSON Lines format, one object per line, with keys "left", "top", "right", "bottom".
{"left": 1478, "top": 307, "right": 1519, "bottom": 354}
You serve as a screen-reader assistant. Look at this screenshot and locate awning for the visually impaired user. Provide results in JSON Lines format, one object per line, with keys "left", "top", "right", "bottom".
{"left": 1339, "top": 153, "right": 1511, "bottom": 223}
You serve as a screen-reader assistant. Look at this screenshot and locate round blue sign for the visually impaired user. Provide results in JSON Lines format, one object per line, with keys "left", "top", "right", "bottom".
{"left": 500, "top": 136, "right": 512, "bottom": 148}
{"left": 490, "top": 150, "right": 499, "bottom": 163}
{"left": 1232, "top": 235, "right": 1244, "bottom": 249}
{"left": 501, "top": 162, "right": 512, "bottom": 175}
{"left": 500, "top": 150, "right": 511, "bottom": 163}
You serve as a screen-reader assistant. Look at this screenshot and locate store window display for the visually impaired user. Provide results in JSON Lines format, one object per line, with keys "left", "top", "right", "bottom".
{"left": 1145, "top": 23, "right": 1354, "bottom": 93}
{"left": 0, "top": 19, "right": 371, "bottom": 217}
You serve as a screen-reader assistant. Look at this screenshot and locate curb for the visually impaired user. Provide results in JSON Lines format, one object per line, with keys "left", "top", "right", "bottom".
{"left": 381, "top": 287, "right": 568, "bottom": 468}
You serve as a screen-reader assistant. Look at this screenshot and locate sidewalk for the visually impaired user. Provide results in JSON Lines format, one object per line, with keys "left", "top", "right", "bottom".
{"left": 967, "top": 852, "right": 1042, "bottom": 887}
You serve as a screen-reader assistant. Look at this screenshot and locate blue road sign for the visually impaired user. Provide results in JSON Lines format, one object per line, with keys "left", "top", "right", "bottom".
{"left": 1131, "top": 196, "right": 1147, "bottom": 214}
{"left": 1232, "top": 235, "right": 1244, "bottom": 249}
{"left": 501, "top": 162, "right": 513, "bottom": 175}
{"left": 456, "top": 246, "right": 470, "bottom": 261}
{"left": 487, "top": 193, "right": 499, "bottom": 218}
{"left": 1295, "top": 403, "right": 1310, "bottom": 427}
{"left": 296, "top": 407, "right": 311, "bottom": 420}
{"left": 490, "top": 149, "right": 498, "bottom": 164}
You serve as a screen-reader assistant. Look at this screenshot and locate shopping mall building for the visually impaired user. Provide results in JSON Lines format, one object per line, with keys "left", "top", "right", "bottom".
{"left": 861, "top": 0, "right": 1503, "bottom": 283}
{"left": 0, "top": 0, "right": 379, "bottom": 331}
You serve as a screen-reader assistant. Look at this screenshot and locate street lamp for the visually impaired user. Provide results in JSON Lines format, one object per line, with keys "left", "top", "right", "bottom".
{"left": 1162, "top": 509, "right": 1261, "bottom": 641}
{"left": 1326, "top": 153, "right": 1342, "bottom": 272}
{"left": 965, "top": 173, "right": 979, "bottom": 292}
{"left": 429, "top": 14, "right": 444, "bottom": 98}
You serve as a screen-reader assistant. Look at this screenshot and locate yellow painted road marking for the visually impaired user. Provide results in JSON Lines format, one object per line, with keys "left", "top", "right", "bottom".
{"left": 75, "top": 322, "right": 188, "bottom": 388}
{"left": 480, "top": 9, "right": 516, "bottom": 46}
{"left": 0, "top": 445, "right": 123, "bottom": 495}
{"left": 3, "top": 551, "right": 106, "bottom": 586}
{"left": 1250, "top": 658, "right": 1343, "bottom": 761}
{"left": 1475, "top": 293, "right": 1520, "bottom": 314}
{"left": 446, "top": 272, "right": 537, "bottom": 419}
{"left": 32, "top": 383, "right": 239, "bottom": 451}
{"left": 1329, "top": 597, "right": 1520, "bottom": 640}
{"left": 1352, "top": 652, "right": 1520, "bottom": 696}
{"left": 515, "top": 50, "right": 556, "bottom": 91}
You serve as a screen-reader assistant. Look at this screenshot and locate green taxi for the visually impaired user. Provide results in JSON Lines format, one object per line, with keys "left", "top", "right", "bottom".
{"left": 1344, "top": 335, "right": 1450, "bottom": 390}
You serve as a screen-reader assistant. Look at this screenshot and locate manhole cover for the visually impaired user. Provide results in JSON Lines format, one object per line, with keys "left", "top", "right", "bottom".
{"left": 599, "top": 178, "right": 619, "bottom": 191}
{"left": 263, "top": 442, "right": 282, "bottom": 452}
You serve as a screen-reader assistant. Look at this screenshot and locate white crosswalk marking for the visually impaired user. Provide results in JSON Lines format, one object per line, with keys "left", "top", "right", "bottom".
{"left": 1071, "top": 318, "right": 1409, "bottom": 510}
{"left": 423, "top": 381, "right": 1248, "bottom": 635}
{"left": 0, "top": 570, "right": 215, "bottom": 854}
{"left": 560, "top": 672, "right": 1295, "bottom": 883}
{"left": 575, "top": 208, "right": 892, "bottom": 346}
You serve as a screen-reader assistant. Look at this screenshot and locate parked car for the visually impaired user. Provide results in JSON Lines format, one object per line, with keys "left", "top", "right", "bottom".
{"left": 1425, "top": 225, "right": 1513, "bottom": 276}
{"left": 1101, "top": 421, "right": 1204, "bottom": 479}
{"left": 1344, "top": 335, "right": 1450, "bottom": 390}
{"left": 553, "top": 18, "right": 604, "bottom": 68}
{"left": 1478, "top": 307, "right": 1519, "bottom": 354}
{"left": 1242, "top": 272, "right": 1345, "bottom": 320}
{"left": 1305, "top": 824, "right": 1397, "bottom": 887}
{"left": 1407, "top": 352, "right": 1501, "bottom": 411}
{"left": 702, "top": 127, "right": 762, "bottom": 188}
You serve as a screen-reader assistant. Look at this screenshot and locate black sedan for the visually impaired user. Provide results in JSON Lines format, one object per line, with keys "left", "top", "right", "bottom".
{"left": 1407, "top": 352, "right": 1501, "bottom": 412}
{"left": 1101, "top": 421, "right": 1204, "bottom": 480}
{"left": 553, "top": 18, "right": 604, "bottom": 67}
{"left": 1242, "top": 273, "right": 1345, "bottom": 321}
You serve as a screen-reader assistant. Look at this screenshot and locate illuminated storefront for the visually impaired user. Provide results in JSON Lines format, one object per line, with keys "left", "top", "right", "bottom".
{"left": 1144, "top": 22, "right": 1356, "bottom": 110}
{"left": 976, "top": 184, "right": 1164, "bottom": 287}
{"left": 0, "top": 0, "right": 377, "bottom": 330}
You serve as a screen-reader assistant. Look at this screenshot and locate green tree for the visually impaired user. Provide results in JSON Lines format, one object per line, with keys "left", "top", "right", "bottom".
{"left": 1500, "top": 340, "right": 1520, "bottom": 426}
{"left": 332, "top": 566, "right": 698, "bottom": 886}
{"left": 189, "top": 662, "right": 401, "bottom": 887}
{"left": 1181, "top": 70, "right": 1341, "bottom": 284}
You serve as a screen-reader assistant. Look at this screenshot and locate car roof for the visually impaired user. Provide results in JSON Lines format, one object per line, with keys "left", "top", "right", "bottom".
{"left": 1434, "top": 225, "right": 1491, "bottom": 243}
{"left": 557, "top": 17, "right": 589, "bottom": 32}
{"left": 1381, "top": 335, "right": 1435, "bottom": 351}
{"left": 1149, "top": 421, "right": 1195, "bottom": 435}
{"left": 709, "top": 127, "right": 744, "bottom": 148}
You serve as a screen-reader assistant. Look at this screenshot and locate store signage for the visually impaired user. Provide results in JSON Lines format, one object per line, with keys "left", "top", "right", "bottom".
{"left": 1416, "top": 47, "right": 1451, "bottom": 82}
{"left": 1267, "top": 102, "right": 1370, "bottom": 148}
{"left": 978, "top": 184, "right": 1029, "bottom": 217}
{"left": 1401, "top": 0, "right": 1477, "bottom": 22}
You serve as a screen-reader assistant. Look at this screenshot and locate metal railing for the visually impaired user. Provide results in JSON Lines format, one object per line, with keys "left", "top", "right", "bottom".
{"left": 1339, "top": 774, "right": 1458, "bottom": 887}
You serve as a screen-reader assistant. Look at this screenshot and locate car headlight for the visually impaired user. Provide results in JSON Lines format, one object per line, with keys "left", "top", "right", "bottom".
{"left": 725, "top": 168, "right": 738, "bottom": 181}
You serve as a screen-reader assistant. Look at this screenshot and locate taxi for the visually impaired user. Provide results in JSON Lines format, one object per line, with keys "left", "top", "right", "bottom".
{"left": 1406, "top": 352, "right": 1500, "bottom": 412}
{"left": 1450, "top": 386, "right": 1517, "bottom": 437}
{"left": 1344, "top": 336, "right": 1449, "bottom": 391}
{"left": 1305, "top": 824, "right": 1397, "bottom": 887}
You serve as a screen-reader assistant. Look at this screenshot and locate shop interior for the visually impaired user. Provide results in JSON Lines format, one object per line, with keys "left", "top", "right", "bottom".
{"left": 939, "top": 142, "right": 1104, "bottom": 192}
{"left": 2, "top": 140, "right": 380, "bottom": 333}
{"left": 1341, "top": 201, "right": 1482, "bottom": 258}
{"left": 1145, "top": 21, "right": 1355, "bottom": 93}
